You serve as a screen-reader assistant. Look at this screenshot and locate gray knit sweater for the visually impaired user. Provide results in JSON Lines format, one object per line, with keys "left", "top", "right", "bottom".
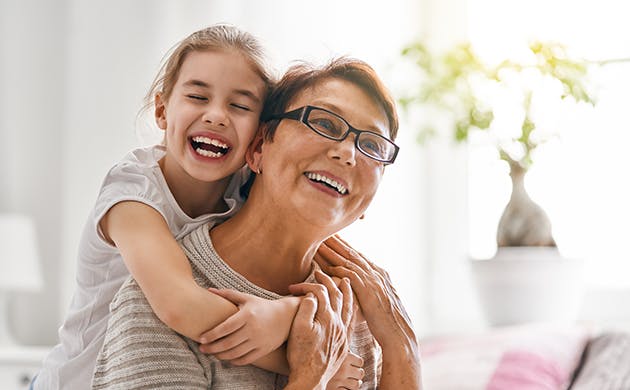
{"left": 92, "top": 224, "right": 381, "bottom": 389}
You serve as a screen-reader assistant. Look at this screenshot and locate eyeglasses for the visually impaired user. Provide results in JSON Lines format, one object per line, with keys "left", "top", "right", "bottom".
{"left": 268, "top": 105, "right": 399, "bottom": 164}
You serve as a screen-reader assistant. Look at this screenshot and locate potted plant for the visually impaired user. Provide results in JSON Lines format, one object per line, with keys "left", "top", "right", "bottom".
{"left": 399, "top": 41, "right": 595, "bottom": 325}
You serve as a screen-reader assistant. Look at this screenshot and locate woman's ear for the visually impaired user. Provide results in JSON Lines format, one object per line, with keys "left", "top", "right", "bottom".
{"left": 155, "top": 93, "right": 167, "bottom": 130}
{"left": 246, "top": 130, "right": 265, "bottom": 174}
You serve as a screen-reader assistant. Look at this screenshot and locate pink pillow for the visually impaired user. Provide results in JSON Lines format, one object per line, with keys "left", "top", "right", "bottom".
{"left": 420, "top": 324, "right": 589, "bottom": 390}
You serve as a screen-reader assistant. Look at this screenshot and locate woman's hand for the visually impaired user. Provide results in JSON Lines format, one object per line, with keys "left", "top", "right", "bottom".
{"left": 315, "top": 235, "right": 423, "bottom": 389}
{"left": 198, "top": 288, "right": 299, "bottom": 370}
{"left": 326, "top": 352, "right": 364, "bottom": 390}
{"left": 315, "top": 235, "right": 414, "bottom": 345}
{"left": 284, "top": 271, "right": 354, "bottom": 390}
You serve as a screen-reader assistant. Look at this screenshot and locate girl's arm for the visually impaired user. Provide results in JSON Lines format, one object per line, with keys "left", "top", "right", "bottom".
{"left": 101, "top": 200, "right": 294, "bottom": 373}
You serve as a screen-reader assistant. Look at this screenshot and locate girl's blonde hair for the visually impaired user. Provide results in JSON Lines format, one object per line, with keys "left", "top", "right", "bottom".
{"left": 144, "top": 24, "right": 275, "bottom": 111}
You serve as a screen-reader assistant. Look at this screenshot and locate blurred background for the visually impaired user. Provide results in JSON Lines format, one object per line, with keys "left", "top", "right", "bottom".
{"left": 1, "top": 0, "right": 629, "bottom": 349}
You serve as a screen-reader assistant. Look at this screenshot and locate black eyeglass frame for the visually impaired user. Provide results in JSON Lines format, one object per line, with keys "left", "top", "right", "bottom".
{"left": 268, "top": 105, "right": 399, "bottom": 164}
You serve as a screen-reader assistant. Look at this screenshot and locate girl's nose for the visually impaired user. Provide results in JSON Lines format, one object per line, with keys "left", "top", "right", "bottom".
{"left": 203, "top": 104, "right": 229, "bottom": 127}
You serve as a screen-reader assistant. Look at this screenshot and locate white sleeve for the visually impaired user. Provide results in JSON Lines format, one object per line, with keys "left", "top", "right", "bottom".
{"left": 91, "top": 159, "right": 170, "bottom": 245}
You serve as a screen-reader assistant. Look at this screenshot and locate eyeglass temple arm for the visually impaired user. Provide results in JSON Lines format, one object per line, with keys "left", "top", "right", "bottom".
{"left": 266, "top": 107, "right": 305, "bottom": 122}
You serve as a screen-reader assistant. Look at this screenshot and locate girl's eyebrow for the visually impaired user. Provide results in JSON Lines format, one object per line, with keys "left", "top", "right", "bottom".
{"left": 182, "top": 79, "right": 260, "bottom": 104}
{"left": 234, "top": 89, "right": 261, "bottom": 104}
{"left": 182, "top": 79, "right": 209, "bottom": 88}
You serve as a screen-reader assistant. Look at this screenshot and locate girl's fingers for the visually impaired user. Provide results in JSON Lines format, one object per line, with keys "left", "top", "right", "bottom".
{"left": 229, "top": 348, "right": 264, "bottom": 366}
{"left": 211, "top": 340, "right": 255, "bottom": 361}
{"left": 338, "top": 377, "right": 363, "bottom": 390}
{"left": 346, "top": 353, "right": 364, "bottom": 369}
{"left": 199, "top": 313, "right": 245, "bottom": 344}
{"left": 207, "top": 287, "right": 249, "bottom": 305}
{"left": 200, "top": 331, "right": 248, "bottom": 354}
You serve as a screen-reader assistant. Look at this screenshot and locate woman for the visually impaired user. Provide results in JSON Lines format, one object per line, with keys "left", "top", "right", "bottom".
{"left": 92, "top": 57, "right": 422, "bottom": 389}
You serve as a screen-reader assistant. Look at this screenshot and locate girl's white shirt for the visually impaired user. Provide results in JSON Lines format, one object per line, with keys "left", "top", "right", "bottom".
{"left": 34, "top": 145, "right": 249, "bottom": 390}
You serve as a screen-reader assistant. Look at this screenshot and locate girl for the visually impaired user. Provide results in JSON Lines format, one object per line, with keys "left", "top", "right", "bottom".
{"left": 34, "top": 24, "right": 300, "bottom": 390}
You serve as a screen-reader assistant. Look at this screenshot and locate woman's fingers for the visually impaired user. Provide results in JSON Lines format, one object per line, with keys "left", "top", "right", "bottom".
{"left": 337, "top": 278, "right": 354, "bottom": 328}
{"left": 314, "top": 270, "right": 343, "bottom": 313}
{"left": 315, "top": 252, "right": 366, "bottom": 291}
{"left": 294, "top": 293, "right": 317, "bottom": 329}
{"left": 288, "top": 282, "right": 331, "bottom": 319}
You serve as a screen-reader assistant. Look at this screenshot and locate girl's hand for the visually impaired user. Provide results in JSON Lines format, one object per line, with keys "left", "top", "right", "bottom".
{"left": 315, "top": 235, "right": 416, "bottom": 350}
{"left": 198, "top": 288, "right": 299, "bottom": 366}
{"left": 326, "top": 352, "right": 364, "bottom": 390}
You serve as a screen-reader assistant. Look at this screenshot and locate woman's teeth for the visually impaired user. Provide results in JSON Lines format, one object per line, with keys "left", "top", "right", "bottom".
{"left": 305, "top": 172, "right": 348, "bottom": 195}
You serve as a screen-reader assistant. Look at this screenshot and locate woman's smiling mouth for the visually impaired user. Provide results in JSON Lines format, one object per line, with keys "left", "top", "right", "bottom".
{"left": 305, "top": 172, "right": 348, "bottom": 195}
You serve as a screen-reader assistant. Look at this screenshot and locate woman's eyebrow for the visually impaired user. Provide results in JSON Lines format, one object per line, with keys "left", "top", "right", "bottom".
{"left": 314, "top": 101, "right": 388, "bottom": 135}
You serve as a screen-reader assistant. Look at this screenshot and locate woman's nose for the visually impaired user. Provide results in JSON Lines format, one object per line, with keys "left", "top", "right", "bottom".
{"left": 203, "top": 103, "right": 229, "bottom": 127}
{"left": 327, "top": 136, "right": 357, "bottom": 167}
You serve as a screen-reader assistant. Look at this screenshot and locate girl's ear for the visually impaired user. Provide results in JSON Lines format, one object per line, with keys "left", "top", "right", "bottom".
{"left": 155, "top": 93, "right": 167, "bottom": 130}
{"left": 245, "top": 128, "right": 266, "bottom": 174}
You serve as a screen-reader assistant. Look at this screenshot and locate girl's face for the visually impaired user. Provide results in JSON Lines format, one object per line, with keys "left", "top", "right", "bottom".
{"left": 250, "top": 78, "right": 389, "bottom": 234}
{"left": 156, "top": 49, "right": 266, "bottom": 183}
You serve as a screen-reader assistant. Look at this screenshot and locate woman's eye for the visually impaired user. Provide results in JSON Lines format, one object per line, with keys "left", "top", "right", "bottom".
{"left": 362, "top": 139, "right": 383, "bottom": 153}
{"left": 311, "top": 119, "right": 342, "bottom": 135}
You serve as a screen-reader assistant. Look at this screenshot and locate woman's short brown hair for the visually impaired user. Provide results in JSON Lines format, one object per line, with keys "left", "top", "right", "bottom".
{"left": 260, "top": 57, "right": 399, "bottom": 141}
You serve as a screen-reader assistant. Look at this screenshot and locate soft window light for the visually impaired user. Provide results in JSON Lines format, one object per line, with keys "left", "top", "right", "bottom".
{"left": 0, "top": 214, "right": 43, "bottom": 345}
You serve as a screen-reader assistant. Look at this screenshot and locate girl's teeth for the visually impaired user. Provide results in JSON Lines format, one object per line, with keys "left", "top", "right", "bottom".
{"left": 192, "top": 136, "right": 228, "bottom": 149}
{"left": 195, "top": 148, "right": 223, "bottom": 158}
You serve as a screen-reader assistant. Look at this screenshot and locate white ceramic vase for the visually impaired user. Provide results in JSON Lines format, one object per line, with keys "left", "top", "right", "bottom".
{"left": 471, "top": 247, "right": 584, "bottom": 326}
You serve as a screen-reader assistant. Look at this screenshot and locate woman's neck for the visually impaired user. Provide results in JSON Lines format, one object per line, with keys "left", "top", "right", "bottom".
{"left": 210, "top": 200, "right": 324, "bottom": 295}
{"left": 159, "top": 155, "right": 230, "bottom": 218}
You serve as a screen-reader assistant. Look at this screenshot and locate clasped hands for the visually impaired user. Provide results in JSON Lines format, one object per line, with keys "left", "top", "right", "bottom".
{"left": 197, "top": 235, "right": 404, "bottom": 389}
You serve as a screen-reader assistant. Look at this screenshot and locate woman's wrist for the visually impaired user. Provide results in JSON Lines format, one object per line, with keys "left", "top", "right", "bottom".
{"left": 380, "top": 329, "right": 421, "bottom": 363}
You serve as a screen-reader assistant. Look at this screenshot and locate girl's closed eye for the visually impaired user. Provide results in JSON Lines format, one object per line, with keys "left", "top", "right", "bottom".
{"left": 187, "top": 94, "right": 207, "bottom": 102}
{"left": 231, "top": 102, "right": 252, "bottom": 111}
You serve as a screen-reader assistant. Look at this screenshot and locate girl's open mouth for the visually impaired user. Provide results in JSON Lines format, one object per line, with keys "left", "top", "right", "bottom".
{"left": 190, "top": 136, "right": 230, "bottom": 158}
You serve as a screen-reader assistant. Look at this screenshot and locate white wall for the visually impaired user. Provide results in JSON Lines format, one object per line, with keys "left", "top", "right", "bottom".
{"left": 2, "top": 0, "right": 474, "bottom": 345}
{"left": 0, "top": 0, "right": 67, "bottom": 345}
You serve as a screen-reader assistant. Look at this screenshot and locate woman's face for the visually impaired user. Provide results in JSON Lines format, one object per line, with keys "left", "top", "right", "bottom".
{"left": 253, "top": 78, "right": 389, "bottom": 233}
